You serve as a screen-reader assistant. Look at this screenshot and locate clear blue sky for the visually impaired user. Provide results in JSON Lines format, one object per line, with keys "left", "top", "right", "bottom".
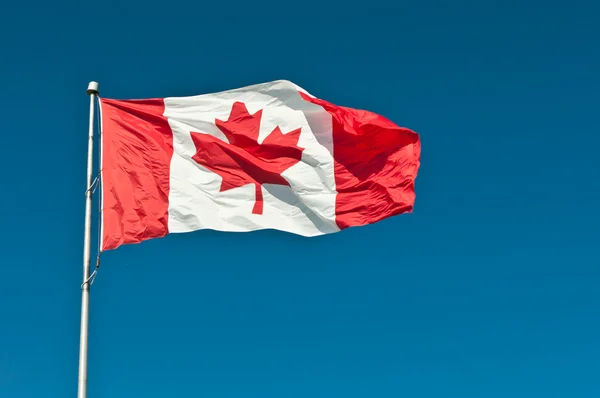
{"left": 1, "top": 1, "right": 598, "bottom": 397}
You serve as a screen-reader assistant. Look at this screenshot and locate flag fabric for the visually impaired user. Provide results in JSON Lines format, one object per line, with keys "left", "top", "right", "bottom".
{"left": 99, "top": 80, "right": 420, "bottom": 251}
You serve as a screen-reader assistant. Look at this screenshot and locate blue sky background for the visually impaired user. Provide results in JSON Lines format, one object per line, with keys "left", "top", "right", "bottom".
{"left": 1, "top": 1, "right": 599, "bottom": 397}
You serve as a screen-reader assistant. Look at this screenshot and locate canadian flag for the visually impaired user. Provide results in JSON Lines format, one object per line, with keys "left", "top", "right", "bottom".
{"left": 99, "top": 80, "right": 420, "bottom": 250}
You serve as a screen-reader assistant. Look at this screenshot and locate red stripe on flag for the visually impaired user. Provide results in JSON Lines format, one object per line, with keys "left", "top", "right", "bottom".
{"left": 100, "top": 98, "right": 173, "bottom": 251}
{"left": 299, "top": 92, "right": 420, "bottom": 230}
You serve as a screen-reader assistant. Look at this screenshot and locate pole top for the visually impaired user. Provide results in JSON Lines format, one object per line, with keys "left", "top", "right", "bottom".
{"left": 86, "top": 81, "right": 99, "bottom": 96}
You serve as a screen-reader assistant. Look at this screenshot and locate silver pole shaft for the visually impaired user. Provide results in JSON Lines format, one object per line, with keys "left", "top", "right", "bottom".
{"left": 78, "top": 81, "right": 99, "bottom": 398}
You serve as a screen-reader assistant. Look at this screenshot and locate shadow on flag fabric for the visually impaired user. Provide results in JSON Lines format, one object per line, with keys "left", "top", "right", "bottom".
{"left": 99, "top": 80, "right": 421, "bottom": 250}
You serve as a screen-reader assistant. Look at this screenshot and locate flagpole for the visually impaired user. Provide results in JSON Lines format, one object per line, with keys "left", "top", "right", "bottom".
{"left": 78, "top": 81, "right": 98, "bottom": 398}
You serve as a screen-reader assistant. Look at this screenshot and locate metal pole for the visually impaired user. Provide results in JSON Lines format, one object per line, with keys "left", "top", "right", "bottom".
{"left": 78, "top": 81, "right": 99, "bottom": 398}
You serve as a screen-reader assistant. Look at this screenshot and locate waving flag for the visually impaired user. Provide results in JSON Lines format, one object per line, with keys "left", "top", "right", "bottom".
{"left": 99, "top": 80, "right": 420, "bottom": 250}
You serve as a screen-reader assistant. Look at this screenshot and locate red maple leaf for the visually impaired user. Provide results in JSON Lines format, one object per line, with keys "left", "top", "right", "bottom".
{"left": 190, "top": 101, "right": 304, "bottom": 215}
